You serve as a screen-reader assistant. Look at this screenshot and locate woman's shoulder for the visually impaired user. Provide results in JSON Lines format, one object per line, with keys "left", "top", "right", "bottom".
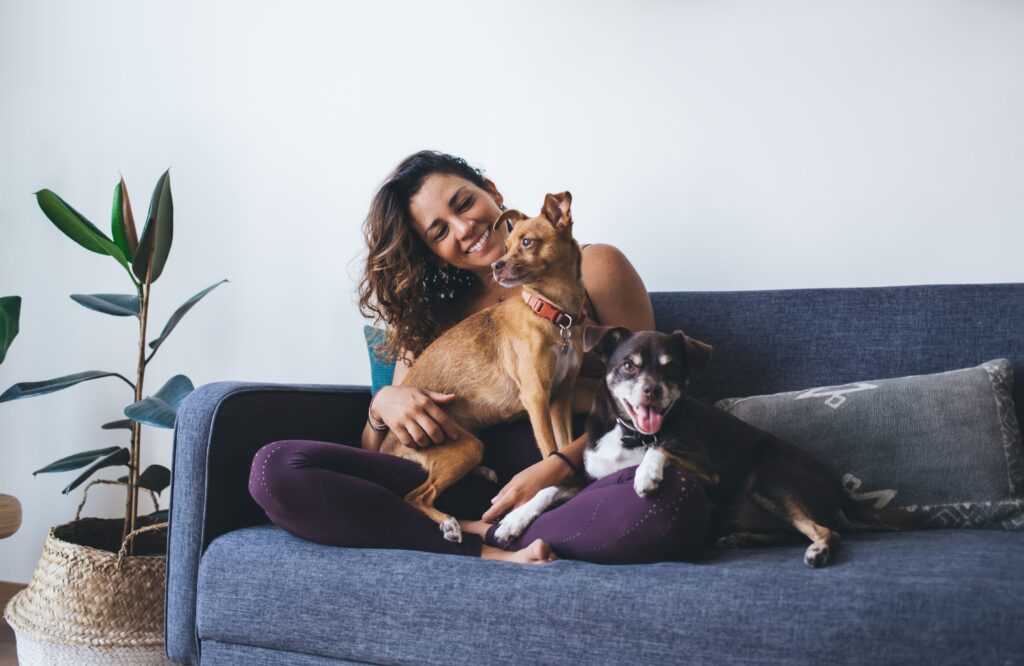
{"left": 579, "top": 242, "right": 655, "bottom": 330}
{"left": 580, "top": 243, "right": 641, "bottom": 290}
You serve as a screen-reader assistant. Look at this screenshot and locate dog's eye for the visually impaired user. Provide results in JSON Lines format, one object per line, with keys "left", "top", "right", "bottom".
{"left": 622, "top": 359, "right": 636, "bottom": 373}
{"left": 521, "top": 238, "right": 534, "bottom": 249}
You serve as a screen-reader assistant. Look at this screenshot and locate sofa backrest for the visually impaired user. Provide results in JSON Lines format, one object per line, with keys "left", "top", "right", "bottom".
{"left": 650, "top": 283, "right": 1024, "bottom": 429}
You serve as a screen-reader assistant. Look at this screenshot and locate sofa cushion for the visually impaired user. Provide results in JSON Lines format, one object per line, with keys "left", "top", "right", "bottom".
{"left": 716, "top": 359, "right": 1024, "bottom": 530}
{"left": 363, "top": 326, "right": 395, "bottom": 396}
{"left": 196, "top": 525, "right": 1024, "bottom": 666}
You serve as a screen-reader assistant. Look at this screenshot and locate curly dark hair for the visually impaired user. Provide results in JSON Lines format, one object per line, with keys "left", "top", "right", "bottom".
{"left": 358, "top": 150, "right": 492, "bottom": 363}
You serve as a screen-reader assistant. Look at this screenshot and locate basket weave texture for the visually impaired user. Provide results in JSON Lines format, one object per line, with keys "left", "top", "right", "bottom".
{"left": 4, "top": 516, "right": 167, "bottom": 652}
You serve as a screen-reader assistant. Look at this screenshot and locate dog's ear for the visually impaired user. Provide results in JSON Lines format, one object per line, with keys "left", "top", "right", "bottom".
{"left": 584, "top": 325, "right": 631, "bottom": 361}
{"left": 494, "top": 209, "right": 527, "bottom": 233}
{"left": 672, "top": 331, "right": 713, "bottom": 377}
{"left": 542, "top": 192, "right": 573, "bottom": 231}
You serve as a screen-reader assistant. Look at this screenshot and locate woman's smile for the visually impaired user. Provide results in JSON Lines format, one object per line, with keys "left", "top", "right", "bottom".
{"left": 465, "top": 226, "right": 491, "bottom": 254}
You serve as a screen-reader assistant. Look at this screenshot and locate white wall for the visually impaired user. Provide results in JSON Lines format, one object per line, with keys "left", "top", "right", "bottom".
{"left": 1, "top": 0, "right": 1022, "bottom": 582}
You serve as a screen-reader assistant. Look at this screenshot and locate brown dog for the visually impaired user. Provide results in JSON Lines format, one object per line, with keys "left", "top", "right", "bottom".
{"left": 379, "top": 192, "right": 586, "bottom": 542}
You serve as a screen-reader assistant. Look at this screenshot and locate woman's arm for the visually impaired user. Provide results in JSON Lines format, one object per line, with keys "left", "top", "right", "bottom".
{"left": 568, "top": 244, "right": 656, "bottom": 414}
{"left": 359, "top": 350, "right": 461, "bottom": 451}
{"left": 581, "top": 243, "right": 656, "bottom": 332}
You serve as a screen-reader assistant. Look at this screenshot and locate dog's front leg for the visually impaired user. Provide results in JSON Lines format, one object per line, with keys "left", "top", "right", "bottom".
{"left": 495, "top": 485, "right": 579, "bottom": 542}
{"left": 550, "top": 371, "right": 577, "bottom": 452}
{"left": 634, "top": 447, "right": 667, "bottom": 497}
{"left": 519, "top": 374, "right": 559, "bottom": 458}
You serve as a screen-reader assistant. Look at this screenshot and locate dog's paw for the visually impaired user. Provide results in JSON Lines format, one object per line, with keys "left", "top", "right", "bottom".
{"left": 440, "top": 517, "right": 462, "bottom": 543}
{"left": 494, "top": 505, "right": 537, "bottom": 542}
{"left": 472, "top": 465, "right": 499, "bottom": 484}
{"left": 633, "top": 463, "right": 663, "bottom": 497}
{"left": 716, "top": 534, "right": 742, "bottom": 549}
{"left": 804, "top": 543, "right": 830, "bottom": 568}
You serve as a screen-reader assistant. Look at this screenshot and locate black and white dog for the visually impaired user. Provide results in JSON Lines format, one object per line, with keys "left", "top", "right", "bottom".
{"left": 495, "top": 326, "right": 918, "bottom": 567}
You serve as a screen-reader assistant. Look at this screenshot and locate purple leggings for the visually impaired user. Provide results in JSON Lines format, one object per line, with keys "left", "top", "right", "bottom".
{"left": 248, "top": 423, "right": 709, "bottom": 564}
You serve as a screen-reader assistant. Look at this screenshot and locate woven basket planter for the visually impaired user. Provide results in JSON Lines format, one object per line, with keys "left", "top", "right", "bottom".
{"left": 4, "top": 515, "right": 171, "bottom": 665}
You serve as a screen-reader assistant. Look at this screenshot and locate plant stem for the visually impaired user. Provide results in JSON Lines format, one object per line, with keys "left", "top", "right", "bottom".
{"left": 122, "top": 262, "right": 153, "bottom": 554}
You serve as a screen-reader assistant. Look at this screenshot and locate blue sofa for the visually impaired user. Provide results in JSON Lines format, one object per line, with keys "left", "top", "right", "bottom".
{"left": 166, "top": 283, "right": 1024, "bottom": 665}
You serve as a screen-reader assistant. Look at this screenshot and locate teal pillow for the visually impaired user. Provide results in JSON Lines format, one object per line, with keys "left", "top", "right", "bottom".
{"left": 363, "top": 326, "right": 395, "bottom": 396}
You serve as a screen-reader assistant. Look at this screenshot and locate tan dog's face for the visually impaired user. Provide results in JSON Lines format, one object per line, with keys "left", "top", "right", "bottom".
{"left": 491, "top": 192, "right": 574, "bottom": 287}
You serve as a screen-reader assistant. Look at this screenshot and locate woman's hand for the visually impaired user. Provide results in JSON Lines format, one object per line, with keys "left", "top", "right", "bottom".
{"left": 481, "top": 455, "right": 572, "bottom": 523}
{"left": 370, "top": 385, "right": 460, "bottom": 448}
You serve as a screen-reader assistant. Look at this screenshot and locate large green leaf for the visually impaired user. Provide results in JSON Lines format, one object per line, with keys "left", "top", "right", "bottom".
{"left": 0, "top": 370, "right": 134, "bottom": 403}
{"left": 132, "top": 170, "right": 173, "bottom": 283}
{"left": 118, "top": 464, "right": 171, "bottom": 494}
{"left": 62, "top": 447, "right": 131, "bottom": 494}
{"left": 70, "top": 293, "right": 140, "bottom": 317}
{"left": 148, "top": 280, "right": 228, "bottom": 352}
{"left": 111, "top": 178, "right": 138, "bottom": 261}
{"left": 124, "top": 374, "right": 194, "bottom": 428}
{"left": 33, "top": 445, "right": 123, "bottom": 474}
{"left": 0, "top": 296, "right": 21, "bottom": 365}
{"left": 35, "top": 189, "right": 131, "bottom": 273}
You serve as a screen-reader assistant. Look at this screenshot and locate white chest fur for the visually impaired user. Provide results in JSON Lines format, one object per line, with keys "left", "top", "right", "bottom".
{"left": 583, "top": 425, "right": 647, "bottom": 480}
{"left": 550, "top": 344, "right": 580, "bottom": 388}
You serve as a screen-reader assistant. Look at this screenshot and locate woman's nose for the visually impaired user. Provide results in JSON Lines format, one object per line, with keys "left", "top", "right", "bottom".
{"left": 451, "top": 218, "right": 475, "bottom": 241}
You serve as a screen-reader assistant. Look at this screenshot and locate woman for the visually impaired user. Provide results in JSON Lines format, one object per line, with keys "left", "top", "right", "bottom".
{"left": 249, "top": 151, "right": 709, "bottom": 564}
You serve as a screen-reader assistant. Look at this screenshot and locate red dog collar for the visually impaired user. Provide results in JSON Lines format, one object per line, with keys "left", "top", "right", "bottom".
{"left": 521, "top": 290, "right": 585, "bottom": 329}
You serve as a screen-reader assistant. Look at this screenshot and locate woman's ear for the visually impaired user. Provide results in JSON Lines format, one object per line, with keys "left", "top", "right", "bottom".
{"left": 483, "top": 177, "right": 504, "bottom": 208}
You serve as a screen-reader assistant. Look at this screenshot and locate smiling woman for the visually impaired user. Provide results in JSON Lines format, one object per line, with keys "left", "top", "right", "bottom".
{"left": 358, "top": 153, "right": 510, "bottom": 364}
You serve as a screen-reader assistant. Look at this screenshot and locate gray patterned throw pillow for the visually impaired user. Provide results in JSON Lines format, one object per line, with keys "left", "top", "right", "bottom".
{"left": 716, "top": 359, "right": 1024, "bottom": 530}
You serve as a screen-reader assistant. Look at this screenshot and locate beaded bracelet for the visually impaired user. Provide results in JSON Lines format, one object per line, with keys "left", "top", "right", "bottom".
{"left": 548, "top": 450, "right": 581, "bottom": 477}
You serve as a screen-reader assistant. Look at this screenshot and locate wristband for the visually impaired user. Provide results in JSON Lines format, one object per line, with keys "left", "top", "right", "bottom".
{"left": 367, "top": 395, "right": 389, "bottom": 432}
{"left": 548, "top": 450, "right": 581, "bottom": 477}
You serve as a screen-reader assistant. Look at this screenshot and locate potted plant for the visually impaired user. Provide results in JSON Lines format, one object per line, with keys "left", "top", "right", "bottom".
{"left": 2, "top": 172, "right": 226, "bottom": 664}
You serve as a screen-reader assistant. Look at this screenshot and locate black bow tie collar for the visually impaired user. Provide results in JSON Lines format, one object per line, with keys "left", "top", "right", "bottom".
{"left": 616, "top": 418, "right": 659, "bottom": 449}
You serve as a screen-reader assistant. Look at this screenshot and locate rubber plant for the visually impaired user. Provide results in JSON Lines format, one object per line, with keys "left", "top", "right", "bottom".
{"left": 0, "top": 171, "right": 226, "bottom": 553}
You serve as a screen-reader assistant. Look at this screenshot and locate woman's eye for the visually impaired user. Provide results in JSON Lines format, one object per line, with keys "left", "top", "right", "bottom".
{"left": 521, "top": 238, "right": 533, "bottom": 248}
{"left": 458, "top": 196, "right": 474, "bottom": 213}
{"left": 434, "top": 226, "right": 448, "bottom": 242}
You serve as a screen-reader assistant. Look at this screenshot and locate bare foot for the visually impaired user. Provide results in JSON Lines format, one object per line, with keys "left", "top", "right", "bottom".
{"left": 481, "top": 539, "right": 557, "bottom": 564}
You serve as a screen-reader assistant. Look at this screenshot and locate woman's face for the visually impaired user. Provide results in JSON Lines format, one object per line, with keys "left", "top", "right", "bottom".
{"left": 408, "top": 173, "right": 508, "bottom": 278}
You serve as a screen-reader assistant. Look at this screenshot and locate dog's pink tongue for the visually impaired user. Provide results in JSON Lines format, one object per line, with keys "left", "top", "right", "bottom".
{"left": 634, "top": 405, "right": 663, "bottom": 434}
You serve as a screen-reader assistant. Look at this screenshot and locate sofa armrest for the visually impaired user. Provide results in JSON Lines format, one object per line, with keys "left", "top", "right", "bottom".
{"left": 165, "top": 381, "right": 371, "bottom": 665}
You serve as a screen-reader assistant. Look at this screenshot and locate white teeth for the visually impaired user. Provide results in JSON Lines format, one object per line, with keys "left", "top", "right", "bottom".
{"left": 466, "top": 227, "right": 490, "bottom": 254}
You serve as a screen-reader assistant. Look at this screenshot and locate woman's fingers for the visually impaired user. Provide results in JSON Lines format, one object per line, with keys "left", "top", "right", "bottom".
{"left": 482, "top": 488, "right": 516, "bottom": 523}
{"left": 424, "top": 390, "right": 458, "bottom": 404}
{"left": 414, "top": 412, "right": 448, "bottom": 445}
{"left": 401, "top": 420, "right": 431, "bottom": 448}
{"left": 422, "top": 400, "right": 460, "bottom": 440}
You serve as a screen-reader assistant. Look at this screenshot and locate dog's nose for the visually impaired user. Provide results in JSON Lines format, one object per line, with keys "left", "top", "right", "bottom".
{"left": 491, "top": 259, "right": 506, "bottom": 271}
{"left": 642, "top": 384, "right": 662, "bottom": 399}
